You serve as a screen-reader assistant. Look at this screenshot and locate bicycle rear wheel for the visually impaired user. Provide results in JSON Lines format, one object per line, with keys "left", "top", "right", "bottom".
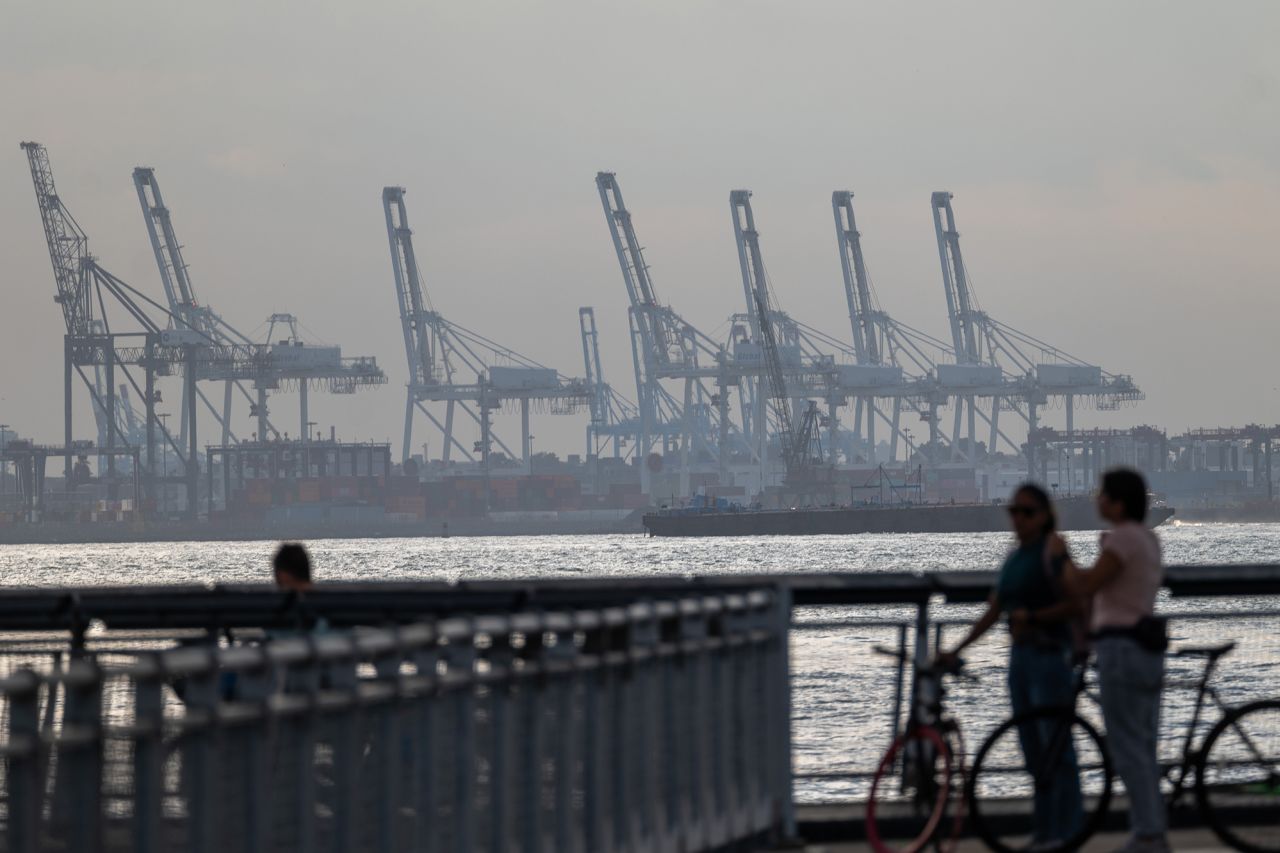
{"left": 1197, "top": 699, "right": 1280, "bottom": 853}
{"left": 866, "top": 725, "right": 955, "bottom": 853}
{"left": 966, "top": 706, "right": 1111, "bottom": 853}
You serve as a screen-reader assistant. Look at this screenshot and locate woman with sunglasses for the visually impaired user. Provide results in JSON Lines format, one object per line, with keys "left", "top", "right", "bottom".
{"left": 940, "top": 483, "right": 1084, "bottom": 849}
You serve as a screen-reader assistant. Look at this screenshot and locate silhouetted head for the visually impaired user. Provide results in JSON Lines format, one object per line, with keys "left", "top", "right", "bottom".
{"left": 1098, "top": 467, "right": 1147, "bottom": 525}
{"left": 273, "top": 542, "right": 312, "bottom": 590}
{"left": 1008, "top": 483, "right": 1055, "bottom": 544}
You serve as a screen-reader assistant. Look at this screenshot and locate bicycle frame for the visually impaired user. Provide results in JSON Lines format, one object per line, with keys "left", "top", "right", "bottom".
{"left": 1081, "top": 646, "right": 1263, "bottom": 806}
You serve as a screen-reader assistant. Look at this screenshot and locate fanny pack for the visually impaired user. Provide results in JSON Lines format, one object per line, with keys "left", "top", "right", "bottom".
{"left": 1093, "top": 615, "right": 1168, "bottom": 653}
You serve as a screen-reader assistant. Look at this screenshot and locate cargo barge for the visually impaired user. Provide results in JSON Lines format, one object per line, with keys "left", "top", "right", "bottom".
{"left": 643, "top": 497, "right": 1175, "bottom": 537}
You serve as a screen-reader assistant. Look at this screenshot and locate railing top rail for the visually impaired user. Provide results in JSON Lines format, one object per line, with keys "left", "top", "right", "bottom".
{"left": 0, "top": 565, "right": 1269, "bottom": 634}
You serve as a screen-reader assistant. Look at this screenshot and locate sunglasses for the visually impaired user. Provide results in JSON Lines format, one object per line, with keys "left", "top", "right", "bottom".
{"left": 1006, "top": 504, "right": 1041, "bottom": 518}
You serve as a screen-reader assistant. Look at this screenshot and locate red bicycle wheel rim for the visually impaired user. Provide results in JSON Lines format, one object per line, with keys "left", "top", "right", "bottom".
{"left": 866, "top": 725, "right": 953, "bottom": 853}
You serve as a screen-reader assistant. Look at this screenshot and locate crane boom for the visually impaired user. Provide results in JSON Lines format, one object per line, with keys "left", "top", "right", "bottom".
{"left": 579, "top": 307, "right": 608, "bottom": 426}
{"left": 931, "top": 191, "right": 981, "bottom": 363}
{"left": 832, "top": 191, "right": 880, "bottom": 364}
{"left": 132, "top": 168, "right": 210, "bottom": 335}
{"left": 382, "top": 187, "right": 438, "bottom": 390}
{"left": 20, "top": 142, "right": 93, "bottom": 337}
{"left": 730, "top": 189, "right": 804, "bottom": 474}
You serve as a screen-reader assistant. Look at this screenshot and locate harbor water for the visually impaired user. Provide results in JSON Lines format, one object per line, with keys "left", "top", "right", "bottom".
{"left": 0, "top": 519, "right": 1275, "bottom": 802}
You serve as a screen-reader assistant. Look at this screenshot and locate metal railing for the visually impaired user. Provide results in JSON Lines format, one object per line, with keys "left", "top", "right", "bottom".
{"left": 0, "top": 587, "right": 794, "bottom": 853}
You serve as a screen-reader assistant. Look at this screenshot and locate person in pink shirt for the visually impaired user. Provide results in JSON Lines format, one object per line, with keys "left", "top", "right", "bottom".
{"left": 1051, "top": 468, "right": 1168, "bottom": 853}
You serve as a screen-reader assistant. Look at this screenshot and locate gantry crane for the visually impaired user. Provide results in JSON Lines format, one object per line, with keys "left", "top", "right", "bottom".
{"left": 730, "top": 189, "right": 857, "bottom": 485}
{"left": 930, "top": 191, "right": 1143, "bottom": 472}
{"left": 832, "top": 191, "right": 956, "bottom": 459}
{"left": 23, "top": 142, "right": 386, "bottom": 519}
{"left": 383, "top": 186, "right": 592, "bottom": 484}
{"left": 743, "top": 219, "right": 827, "bottom": 495}
{"left": 133, "top": 167, "right": 385, "bottom": 446}
{"left": 595, "top": 172, "right": 740, "bottom": 495}
{"left": 22, "top": 140, "right": 193, "bottom": 506}
{"left": 578, "top": 307, "right": 643, "bottom": 460}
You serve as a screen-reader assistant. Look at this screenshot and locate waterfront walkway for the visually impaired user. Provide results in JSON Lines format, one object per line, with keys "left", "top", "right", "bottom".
{"left": 0, "top": 566, "right": 1271, "bottom": 851}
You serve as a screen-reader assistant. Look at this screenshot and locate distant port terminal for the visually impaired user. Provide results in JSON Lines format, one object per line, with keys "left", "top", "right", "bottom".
{"left": 4, "top": 146, "right": 1275, "bottom": 542}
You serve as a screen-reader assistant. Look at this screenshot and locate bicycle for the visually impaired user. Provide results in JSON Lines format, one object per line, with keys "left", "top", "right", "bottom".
{"left": 865, "top": 645, "right": 971, "bottom": 853}
{"left": 967, "top": 640, "right": 1280, "bottom": 853}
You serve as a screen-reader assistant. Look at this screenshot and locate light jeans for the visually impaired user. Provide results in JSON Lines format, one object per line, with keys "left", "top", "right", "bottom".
{"left": 1095, "top": 636, "right": 1167, "bottom": 837}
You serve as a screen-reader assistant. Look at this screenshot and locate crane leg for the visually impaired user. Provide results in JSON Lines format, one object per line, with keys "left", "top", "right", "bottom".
{"left": 717, "top": 381, "right": 730, "bottom": 487}
{"left": 967, "top": 395, "right": 977, "bottom": 461}
{"left": 951, "top": 400, "right": 965, "bottom": 461}
{"left": 402, "top": 394, "right": 415, "bottom": 465}
{"left": 827, "top": 400, "right": 839, "bottom": 465}
{"left": 679, "top": 379, "right": 692, "bottom": 497}
{"left": 299, "top": 382, "right": 309, "bottom": 444}
{"left": 853, "top": 398, "right": 865, "bottom": 456}
{"left": 989, "top": 397, "right": 1000, "bottom": 461}
{"left": 867, "top": 399, "right": 878, "bottom": 463}
{"left": 890, "top": 399, "right": 902, "bottom": 462}
{"left": 757, "top": 382, "right": 768, "bottom": 492}
{"left": 63, "top": 337, "right": 73, "bottom": 490}
{"left": 1065, "top": 394, "right": 1075, "bottom": 493}
{"left": 521, "top": 398, "right": 532, "bottom": 474}
{"left": 442, "top": 400, "right": 455, "bottom": 463}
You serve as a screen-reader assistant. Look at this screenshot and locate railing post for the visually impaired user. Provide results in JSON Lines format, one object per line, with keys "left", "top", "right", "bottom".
{"left": 445, "top": 624, "right": 478, "bottom": 853}
{"left": 132, "top": 655, "right": 166, "bottom": 853}
{"left": 608, "top": 610, "right": 632, "bottom": 852}
{"left": 329, "top": 645, "right": 361, "bottom": 853}
{"left": 910, "top": 594, "right": 933, "bottom": 726}
{"left": 768, "top": 585, "right": 797, "bottom": 842}
{"left": 62, "top": 657, "right": 104, "bottom": 853}
{"left": 627, "top": 603, "right": 660, "bottom": 851}
{"left": 580, "top": 614, "right": 607, "bottom": 853}
{"left": 515, "top": 616, "right": 546, "bottom": 853}
{"left": 235, "top": 651, "right": 274, "bottom": 853}
{"left": 180, "top": 649, "right": 220, "bottom": 853}
{"left": 546, "top": 616, "right": 578, "bottom": 853}
{"left": 408, "top": 640, "right": 441, "bottom": 853}
{"left": 488, "top": 619, "right": 514, "bottom": 853}
{"left": 371, "top": 642, "right": 404, "bottom": 853}
{"left": 6, "top": 670, "right": 42, "bottom": 853}
{"left": 888, "top": 622, "right": 909, "bottom": 752}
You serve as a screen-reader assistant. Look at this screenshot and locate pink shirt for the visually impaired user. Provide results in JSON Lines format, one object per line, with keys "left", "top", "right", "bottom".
{"left": 1092, "top": 521, "right": 1163, "bottom": 631}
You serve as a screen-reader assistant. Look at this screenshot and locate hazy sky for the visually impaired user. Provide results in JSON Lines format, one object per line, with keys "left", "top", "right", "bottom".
{"left": 3, "top": 1, "right": 1278, "bottom": 457}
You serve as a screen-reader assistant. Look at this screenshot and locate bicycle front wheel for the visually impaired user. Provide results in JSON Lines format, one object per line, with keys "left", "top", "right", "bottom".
{"left": 1197, "top": 699, "right": 1280, "bottom": 853}
{"left": 966, "top": 706, "right": 1111, "bottom": 853}
{"left": 866, "top": 725, "right": 955, "bottom": 853}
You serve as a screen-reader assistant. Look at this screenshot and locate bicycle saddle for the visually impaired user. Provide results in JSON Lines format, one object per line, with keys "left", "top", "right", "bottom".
{"left": 1172, "top": 641, "right": 1236, "bottom": 659}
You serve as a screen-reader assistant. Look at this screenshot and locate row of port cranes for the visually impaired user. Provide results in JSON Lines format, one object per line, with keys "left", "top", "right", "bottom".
{"left": 594, "top": 171, "right": 1143, "bottom": 498}
{"left": 19, "top": 142, "right": 386, "bottom": 517}
{"left": 17, "top": 141, "right": 1142, "bottom": 510}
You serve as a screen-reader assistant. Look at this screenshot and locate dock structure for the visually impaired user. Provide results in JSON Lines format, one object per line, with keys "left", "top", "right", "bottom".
{"left": 0, "top": 566, "right": 1272, "bottom": 850}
